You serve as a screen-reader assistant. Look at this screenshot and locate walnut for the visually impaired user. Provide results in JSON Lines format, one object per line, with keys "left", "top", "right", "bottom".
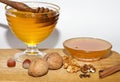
{"left": 81, "top": 64, "right": 96, "bottom": 73}
{"left": 63, "top": 56, "right": 80, "bottom": 73}
{"left": 44, "top": 52, "right": 63, "bottom": 70}
{"left": 28, "top": 58, "right": 48, "bottom": 77}
{"left": 79, "top": 73, "right": 90, "bottom": 78}
{"left": 67, "top": 65, "right": 80, "bottom": 73}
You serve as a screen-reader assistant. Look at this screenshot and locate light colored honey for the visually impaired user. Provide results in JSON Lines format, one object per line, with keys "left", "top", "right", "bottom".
{"left": 6, "top": 8, "right": 59, "bottom": 46}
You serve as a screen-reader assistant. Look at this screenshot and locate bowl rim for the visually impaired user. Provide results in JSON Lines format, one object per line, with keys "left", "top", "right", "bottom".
{"left": 5, "top": 1, "right": 60, "bottom": 15}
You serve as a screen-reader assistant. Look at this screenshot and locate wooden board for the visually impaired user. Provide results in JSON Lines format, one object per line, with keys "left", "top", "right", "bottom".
{"left": 0, "top": 49, "right": 120, "bottom": 82}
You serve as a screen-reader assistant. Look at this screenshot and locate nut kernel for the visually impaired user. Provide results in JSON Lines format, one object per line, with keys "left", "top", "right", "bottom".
{"left": 7, "top": 58, "right": 16, "bottom": 67}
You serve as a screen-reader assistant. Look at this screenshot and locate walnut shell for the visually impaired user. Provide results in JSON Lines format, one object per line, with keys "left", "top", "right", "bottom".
{"left": 28, "top": 58, "right": 48, "bottom": 77}
{"left": 44, "top": 52, "right": 63, "bottom": 70}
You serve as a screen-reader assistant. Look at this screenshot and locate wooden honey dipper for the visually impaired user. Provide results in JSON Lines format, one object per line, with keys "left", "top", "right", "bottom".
{"left": 0, "top": 0, "right": 36, "bottom": 12}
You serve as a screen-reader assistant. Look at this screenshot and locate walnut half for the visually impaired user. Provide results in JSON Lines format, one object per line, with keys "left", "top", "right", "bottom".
{"left": 63, "top": 56, "right": 80, "bottom": 73}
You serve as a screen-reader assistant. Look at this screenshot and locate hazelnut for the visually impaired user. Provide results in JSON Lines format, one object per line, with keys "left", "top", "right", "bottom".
{"left": 22, "top": 59, "right": 31, "bottom": 69}
{"left": 7, "top": 58, "right": 16, "bottom": 67}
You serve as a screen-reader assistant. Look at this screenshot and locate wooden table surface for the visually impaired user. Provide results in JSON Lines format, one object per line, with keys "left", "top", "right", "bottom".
{"left": 0, "top": 49, "right": 120, "bottom": 82}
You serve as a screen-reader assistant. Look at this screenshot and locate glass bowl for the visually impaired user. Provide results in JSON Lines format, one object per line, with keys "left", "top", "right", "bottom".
{"left": 63, "top": 37, "right": 112, "bottom": 61}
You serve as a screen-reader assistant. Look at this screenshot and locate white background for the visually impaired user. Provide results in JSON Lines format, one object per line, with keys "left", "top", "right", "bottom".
{"left": 0, "top": 0, "right": 120, "bottom": 53}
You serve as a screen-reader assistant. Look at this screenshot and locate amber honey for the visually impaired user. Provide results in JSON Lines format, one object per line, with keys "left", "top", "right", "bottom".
{"left": 6, "top": 8, "right": 59, "bottom": 46}
{"left": 63, "top": 37, "right": 112, "bottom": 61}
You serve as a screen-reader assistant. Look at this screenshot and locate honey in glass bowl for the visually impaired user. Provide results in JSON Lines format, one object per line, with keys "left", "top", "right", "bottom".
{"left": 6, "top": 8, "right": 59, "bottom": 46}
{"left": 63, "top": 37, "right": 112, "bottom": 61}
{"left": 5, "top": 1, "right": 60, "bottom": 62}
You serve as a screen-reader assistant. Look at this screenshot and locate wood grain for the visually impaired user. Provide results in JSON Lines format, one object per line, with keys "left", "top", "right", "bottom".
{"left": 0, "top": 49, "right": 120, "bottom": 82}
